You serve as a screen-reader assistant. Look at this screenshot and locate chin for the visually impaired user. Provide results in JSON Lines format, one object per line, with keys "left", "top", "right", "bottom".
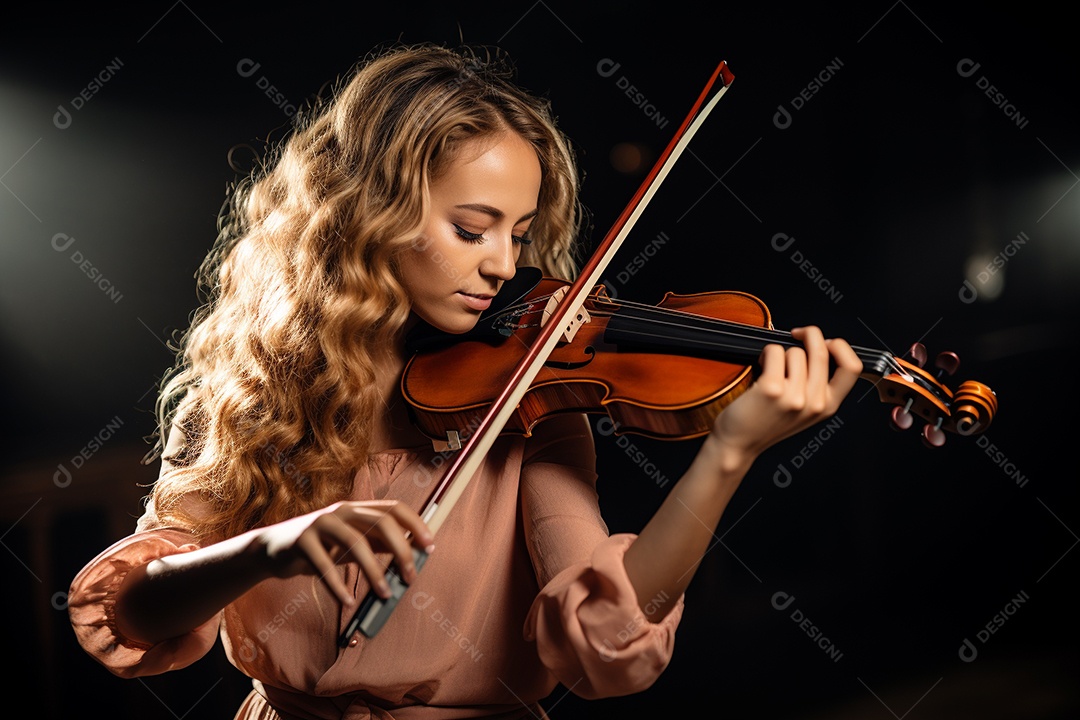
{"left": 420, "top": 310, "right": 481, "bottom": 336}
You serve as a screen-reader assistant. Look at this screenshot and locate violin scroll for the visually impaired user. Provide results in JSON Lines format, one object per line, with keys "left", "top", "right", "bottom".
{"left": 951, "top": 380, "right": 998, "bottom": 436}
{"left": 877, "top": 349, "right": 997, "bottom": 446}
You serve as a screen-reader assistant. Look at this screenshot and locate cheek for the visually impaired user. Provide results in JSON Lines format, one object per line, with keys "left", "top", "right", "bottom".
{"left": 397, "top": 248, "right": 432, "bottom": 296}
{"left": 401, "top": 241, "right": 462, "bottom": 296}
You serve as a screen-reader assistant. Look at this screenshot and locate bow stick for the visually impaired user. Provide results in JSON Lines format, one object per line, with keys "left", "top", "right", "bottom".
{"left": 339, "top": 59, "right": 736, "bottom": 645}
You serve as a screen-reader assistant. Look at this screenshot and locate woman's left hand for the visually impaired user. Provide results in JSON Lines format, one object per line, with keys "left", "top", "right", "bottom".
{"left": 708, "top": 326, "right": 863, "bottom": 466}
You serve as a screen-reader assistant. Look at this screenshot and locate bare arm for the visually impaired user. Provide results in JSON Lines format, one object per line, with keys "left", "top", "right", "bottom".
{"left": 113, "top": 527, "right": 272, "bottom": 643}
{"left": 623, "top": 327, "right": 863, "bottom": 620}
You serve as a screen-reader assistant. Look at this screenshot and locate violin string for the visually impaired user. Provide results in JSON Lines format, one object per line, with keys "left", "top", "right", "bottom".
{"left": 618, "top": 298, "right": 899, "bottom": 371}
{"left": 586, "top": 297, "right": 902, "bottom": 374}
{"left": 587, "top": 299, "right": 951, "bottom": 402}
{"left": 486, "top": 293, "right": 948, "bottom": 412}
{"left": 492, "top": 294, "right": 555, "bottom": 320}
{"left": 489, "top": 292, "right": 903, "bottom": 376}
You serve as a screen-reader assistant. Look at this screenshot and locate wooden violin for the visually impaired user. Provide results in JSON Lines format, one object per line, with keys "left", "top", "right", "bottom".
{"left": 402, "top": 269, "right": 997, "bottom": 450}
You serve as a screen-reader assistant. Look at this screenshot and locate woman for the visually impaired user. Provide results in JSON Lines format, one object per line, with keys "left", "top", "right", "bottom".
{"left": 69, "top": 42, "right": 863, "bottom": 718}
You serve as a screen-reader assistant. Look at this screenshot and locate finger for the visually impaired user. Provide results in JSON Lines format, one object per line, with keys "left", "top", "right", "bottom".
{"left": 827, "top": 337, "right": 863, "bottom": 376}
{"left": 339, "top": 504, "right": 425, "bottom": 584}
{"left": 381, "top": 502, "right": 436, "bottom": 551}
{"left": 317, "top": 515, "right": 394, "bottom": 598}
{"left": 825, "top": 338, "right": 864, "bottom": 402}
{"left": 781, "top": 331, "right": 808, "bottom": 410}
{"left": 785, "top": 343, "right": 809, "bottom": 383}
{"left": 362, "top": 508, "right": 424, "bottom": 583}
{"left": 385, "top": 504, "right": 437, "bottom": 583}
{"left": 792, "top": 326, "right": 829, "bottom": 408}
{"left": 756, "top": 343, "right": 788, "bottom": 396}
{"left": 295, "top": 530, "right": 361, "bottom": 605}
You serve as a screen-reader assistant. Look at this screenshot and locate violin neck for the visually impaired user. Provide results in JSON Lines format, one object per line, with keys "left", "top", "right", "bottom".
{"left": 603, "top": 304, "right": 896, "bottom": 379}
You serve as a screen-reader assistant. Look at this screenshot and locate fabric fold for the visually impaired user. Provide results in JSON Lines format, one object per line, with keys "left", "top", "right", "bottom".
{"left": 523, "top": 533, "right": 683, "bottom": 699}
{"left": 68, "top": 528, "right": 221, "bottom": 678}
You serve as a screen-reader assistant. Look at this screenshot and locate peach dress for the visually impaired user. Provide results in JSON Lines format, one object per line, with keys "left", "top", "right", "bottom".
{"left": 69, "top": 426, "right": 683, "bottom": 719}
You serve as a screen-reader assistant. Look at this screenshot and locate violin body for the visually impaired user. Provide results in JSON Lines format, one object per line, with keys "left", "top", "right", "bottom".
{"left": 402, "top": 278, "right": 778, "bottom": 442}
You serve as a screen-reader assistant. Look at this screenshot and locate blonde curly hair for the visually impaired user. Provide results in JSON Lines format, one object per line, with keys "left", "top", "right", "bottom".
{"left": 146, "top": 43, "right": 585, "bottom": 541}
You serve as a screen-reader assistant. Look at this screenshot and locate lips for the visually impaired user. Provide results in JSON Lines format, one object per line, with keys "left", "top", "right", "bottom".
{"left": 457, "top": 291, "right": 494, "bottom": 312}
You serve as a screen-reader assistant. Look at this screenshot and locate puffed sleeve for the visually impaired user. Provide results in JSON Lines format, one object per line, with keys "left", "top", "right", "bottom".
{"left": 68, "top": 522, "right": 221, "bottom": 678}
{"left": 520, "top": 414, "right": 684, "bottom": 699}
{"left": 69, "top": 421, "right": 220, "bottom": 678}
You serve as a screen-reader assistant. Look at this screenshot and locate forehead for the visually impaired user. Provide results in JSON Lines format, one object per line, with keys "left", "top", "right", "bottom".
{"left": 431, "top": 133, "right": 541, "bottom": 207}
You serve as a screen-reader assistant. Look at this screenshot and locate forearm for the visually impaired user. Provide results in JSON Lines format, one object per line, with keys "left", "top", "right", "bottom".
{"left": 113, "top": 528, "right": 273, "bottom": 644}
{"left": 622, "top": 434, "right": 754, "bottom": 621}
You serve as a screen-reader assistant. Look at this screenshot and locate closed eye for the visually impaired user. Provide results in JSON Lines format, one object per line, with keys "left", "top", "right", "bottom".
{"left": 454, "top": 223, "right": 532, "bottom": 246}
{"left": 453, "top": 224, "right": 484, "bottom": 243}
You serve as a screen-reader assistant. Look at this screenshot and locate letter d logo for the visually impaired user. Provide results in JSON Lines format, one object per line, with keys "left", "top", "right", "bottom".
{"left": 771, "top": 591, "right": 796, "bottom": 611}
{"left": 596, "top": 58, "right": 621, "bottom": 78}
{"left": 239, "top": 638, "right": 259, "bottom": 662}
{"left": 53, "top": 105, "right": 72, "bottom": 130}
{"left": 54, "top": 463, "right": 72, "bottom": 488}
{"left": 771, "top": 232, "right": 795, "bottom": 253}
{"left": 773, "top": 104, "right": 792, "bottom": 130}
{"left": 773, "top": 463, "right": 792, "bottom": 488}
{"left": 956, "top": 58, "right": 981, "bottom": 78}
{"left": 236, "top": 58, "right": 261, "bottom": 78}
{"left": 411, "top": 591, "right": 435, "bottom": 611}
{"left": 958, "top": 279, "right": 978, "bottom": 304}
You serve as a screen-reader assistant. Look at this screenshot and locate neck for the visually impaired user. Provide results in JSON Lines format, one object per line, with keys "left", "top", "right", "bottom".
{"left": 600, "top": 298, "right": 903, "bottom": 381}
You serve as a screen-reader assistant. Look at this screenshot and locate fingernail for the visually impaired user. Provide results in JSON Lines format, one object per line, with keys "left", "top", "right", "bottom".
{"left": 425, "top": 543, "right": 435, "bottom": 554}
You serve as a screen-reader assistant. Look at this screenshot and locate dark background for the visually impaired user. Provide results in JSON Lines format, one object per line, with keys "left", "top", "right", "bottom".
{"left": 3, "top": 3, "right": 1077, "bottom": 718}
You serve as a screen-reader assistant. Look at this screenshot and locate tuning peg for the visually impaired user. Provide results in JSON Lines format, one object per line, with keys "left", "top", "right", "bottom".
{"left": 935, "top": 351, "right": 960, "bottom": 380}
{"left": 922, "top": 419, "right": 946, "bottom": 448}
{"left": 906, "top": 343, "right": 927, "bottom": 368}
{"left": 889, "top": 400, "right": 914, "bottom": 431}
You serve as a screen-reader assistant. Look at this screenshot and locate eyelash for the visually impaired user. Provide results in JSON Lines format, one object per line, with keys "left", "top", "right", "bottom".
{"left": 453, "top": 223, "right": 532, "bottom": 246}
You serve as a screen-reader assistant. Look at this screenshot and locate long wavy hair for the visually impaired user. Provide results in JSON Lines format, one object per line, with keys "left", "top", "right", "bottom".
{"left": 145, "top": 43, "right": 585, "bottom": 541}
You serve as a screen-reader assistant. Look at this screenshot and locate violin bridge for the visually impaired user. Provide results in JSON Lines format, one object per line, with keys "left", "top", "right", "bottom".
{"left": 541, "top": 286, "right": 590, "bottom": 342}
{"left": 431, "top": 430, "right": 462, "bottom": 452}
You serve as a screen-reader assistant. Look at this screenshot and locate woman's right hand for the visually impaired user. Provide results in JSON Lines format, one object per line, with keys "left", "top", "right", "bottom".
{"left": 254, "top": 500, "right": 435, "bottom": 607}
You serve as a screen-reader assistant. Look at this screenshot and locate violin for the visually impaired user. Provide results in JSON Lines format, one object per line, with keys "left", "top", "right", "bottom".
{"left": 401, "top": 269, "right": 997, "bottom": 450}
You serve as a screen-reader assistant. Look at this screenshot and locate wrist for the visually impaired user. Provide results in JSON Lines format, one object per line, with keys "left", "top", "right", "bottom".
{"left": 697, "top": 432, "right": 757, "bottom": 480}
{"left": 236, "top": 526, "right": 282, "bottom": 583}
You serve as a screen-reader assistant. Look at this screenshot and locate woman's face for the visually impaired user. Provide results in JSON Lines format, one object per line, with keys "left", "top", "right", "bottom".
{"left": 400, "top": 131, "right": 542, "bottom": 335}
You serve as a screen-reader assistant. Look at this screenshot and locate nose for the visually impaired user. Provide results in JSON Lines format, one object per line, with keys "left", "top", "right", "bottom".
{"left": 479, "top": 234, "right": 518, "bottom": 283}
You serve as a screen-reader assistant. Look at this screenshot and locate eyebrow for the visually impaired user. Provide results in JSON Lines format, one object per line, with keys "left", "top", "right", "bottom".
{"left": 454, "top": 203, "right": 538, "bottom": 224}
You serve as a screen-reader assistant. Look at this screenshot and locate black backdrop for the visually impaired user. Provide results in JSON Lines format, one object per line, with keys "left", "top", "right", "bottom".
{"left": 3, "top": 3, "right": 1078, "bottom": 718}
